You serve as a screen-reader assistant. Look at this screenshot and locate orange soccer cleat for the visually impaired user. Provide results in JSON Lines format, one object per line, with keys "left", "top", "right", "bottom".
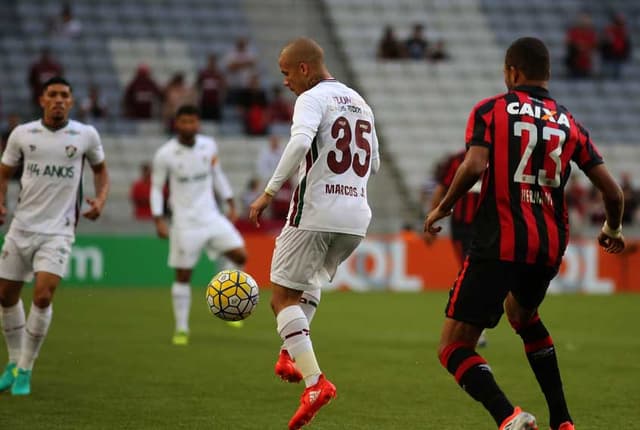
{"left": 499, "top": 407, "right": 538, "bottom": 430}
{"left": 555, "top": 422, "right": 575, "bottom": 430}
{"left": 275, "top": 350, "right": 303, "bottom": 383}
{"left": 288, "top": 374, "right": 337, "bottom": 430}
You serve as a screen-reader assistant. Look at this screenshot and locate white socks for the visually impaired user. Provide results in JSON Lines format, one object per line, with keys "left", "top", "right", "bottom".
{"left": 277, "top": 305, "right": 321, "bottom": 387}
{"left": 171, "top": 282, "right": 191, "bottom": 333}
{"left": 219, "top": 256, "right": 240, "bottom": 271}
{"left": 1, "top": 299, "right": 25, "bottom": 364}
{"left": 299, "top": 289, "right": 321, "bottom": 324}
{"left": 18, "top": 303, "right": 52, "bottom": 371}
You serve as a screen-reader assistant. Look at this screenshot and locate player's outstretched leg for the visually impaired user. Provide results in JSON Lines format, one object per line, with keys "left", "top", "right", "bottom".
{"left": 439, "top": 319, "right": 537, "bottom": 429}
{"left": 277, "top": 305, "right": 335, "bottom": 429}
{"left": 510, "top": 313, "right": 572, "bottom": 430}
{"left": 0, "top": 299, "right": 25, "bottom": 392}
{"left": 12, "top": 302, "right": 52, "bottom": 396}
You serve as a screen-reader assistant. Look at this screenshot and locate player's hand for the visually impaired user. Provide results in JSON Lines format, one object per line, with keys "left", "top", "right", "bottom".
{"left": 423, "top": 230, "right": 437, "bottom": 246}
{"left": 82, "top": 198, "right": 104, "bottom": 221}
{"left": 0, "top": 204, "right": 6, "bottom": 225}
{"left": 424, "top": 205, "right": 452, "bottom": 236}
{"left": 249, "top": 193, "right": 273, "bottom": 228}
{"left": 598, "top": 231, "right": 625, "bottom": 254}
{"left": 154, "top": 217, "right": 169, "bottom": 239}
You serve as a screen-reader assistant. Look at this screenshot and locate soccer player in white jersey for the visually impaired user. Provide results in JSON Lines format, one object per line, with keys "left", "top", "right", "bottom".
{"left": 151, "top": 105, "right": 248, "bottom": 345}
{"left": 249, "top": 38, "right": 380, "bottom": 429}
{"left": 0, "top": 76, "right": 110, "bottom": 396}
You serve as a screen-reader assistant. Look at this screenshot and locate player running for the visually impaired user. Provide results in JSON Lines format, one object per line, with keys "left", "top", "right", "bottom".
{"left": 249, "top": 38, "right": 380, "bottom": 429}
{"left": 425, "top": 37, "right": 625, "bottom": 430}
{"left": 0, "top": 76, "right": 110, "bottom": 395}
{"left": 151, "top": 105, "right": 248, "bottom": 345}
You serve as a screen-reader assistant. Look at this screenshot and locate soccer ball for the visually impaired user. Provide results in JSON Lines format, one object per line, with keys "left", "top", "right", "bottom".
{"left": 206, "top": 270, "right": 259, "bottom": 321}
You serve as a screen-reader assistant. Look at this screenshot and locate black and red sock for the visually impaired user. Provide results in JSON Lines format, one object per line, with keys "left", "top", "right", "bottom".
{"left": 439, "top": 342, "right": 514, "bottom": 426}
{"left": 511, "top": 314, "right": 572, "bottom": 429}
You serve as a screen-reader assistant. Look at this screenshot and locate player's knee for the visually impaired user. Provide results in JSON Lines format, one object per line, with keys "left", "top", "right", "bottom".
{"left": 33, "top": 292, "right": 53, "bottom": 308}
{"left": 508, "top": 311, "right": 539, "bottom": 332}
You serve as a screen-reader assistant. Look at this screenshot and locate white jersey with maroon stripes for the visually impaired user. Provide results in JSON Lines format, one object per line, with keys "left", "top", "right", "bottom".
{"left": 1, "top": 119, "right": 105, "bottom": 237}
{"left": 151, "top": 134, "right": 224, "bottom": 229}
{"left": 287, "top": 79, "right": 379, "bottom": 237}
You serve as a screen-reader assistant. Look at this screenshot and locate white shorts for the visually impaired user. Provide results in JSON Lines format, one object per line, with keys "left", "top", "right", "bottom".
{"left": 168, "top": 217, "right": 244, "bottom": 269}
{"left": 270, "top": 226, "right": 362, "bottom": 291}
{"left": 0, "top": 228, "right": 74, "bottom": 282}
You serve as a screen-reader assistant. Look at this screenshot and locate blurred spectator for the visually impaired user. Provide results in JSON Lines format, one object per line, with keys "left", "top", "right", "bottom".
{"left": 621, "top": 172, "right": 639, "bottom": 225}
{"left": 130, "top": 163, "right": 154, "bottom": 220}
{"left": 241, "top": 177, "right": 262, "bottom": 217}
{"left": 28, "top": 48, "right": 64, "bottom": 109}
{"left": 600, "top": 13, "right": 631, "bottom": 79}
{"left": 1, "top": 113, "right": 23, "bottom": 181}
{"left": 428, "top": 39, "right": 450, "bottom": 62}
{"left": 256, "top": 135, "right": 284, "bottom": 184}
{"left": 377, "top": 26, "right": 404, "bottom": 60}
{"left": 196, "top": 54, "right": 226, "bottom": 121}
{"left": 223, "top": 37, "right": 257, "bottom": 106}
{"left": 49, "top": 3, "right": 82, "bottom": 39}
{"left": 268, "top": 86, "right": 293, "bottom": 124}
{"left": 586, "top": 186, "right": 606, "bottom": 224}
{"left": 162, "top": 73, "right": 197, "bottom": 133}
{"left": 405, "top": 24, "right": 429, "bottom": 60}
{"left": 566, "top": 175, "right": 589, "bottom": 238}
{"left": 565, "top": 13, "right": 597, "bottom": 78}
{"left": 123, "top": 64, "right": 162, "bottom": 119}
{"left": 79, "top": 85, "right": 108, "bottom": 121}
{"left": 243, "top": 75, "right": 269, "bottom": 136}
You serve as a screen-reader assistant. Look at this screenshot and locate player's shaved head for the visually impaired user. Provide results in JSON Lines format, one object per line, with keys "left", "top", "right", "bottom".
{"left": 280, "top": 37, "right": 325, "bottom": 67}
{"left": 505, "top": 37, "right": 550, "bottom": 81}
{"left": 278, "top": 37, "right": 332, "bottom": 96}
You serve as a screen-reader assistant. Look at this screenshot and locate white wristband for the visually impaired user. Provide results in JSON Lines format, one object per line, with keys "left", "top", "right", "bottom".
{"left": 602, "top": 221, "right": 622, "bottom": 239}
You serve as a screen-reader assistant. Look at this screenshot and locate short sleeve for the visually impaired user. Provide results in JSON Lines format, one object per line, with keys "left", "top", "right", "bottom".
{"left": 290, "top": 93, "right": 323, "bottom": 139}
{"left": 85, "top": 126, "right": 105, "bottom": 166}
{"left": 571, "top": 121, "right": 604, "bottom": 172}
{"left": 465, "top": 98, "right": 496, "bottom": 148}
{"left": 1, "top": 127, "right": 23, "bottom": 166}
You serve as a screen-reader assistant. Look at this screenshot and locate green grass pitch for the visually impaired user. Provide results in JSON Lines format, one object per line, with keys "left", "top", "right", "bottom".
{"left": 2, "top": 288, "right": 639, "bottom": 429}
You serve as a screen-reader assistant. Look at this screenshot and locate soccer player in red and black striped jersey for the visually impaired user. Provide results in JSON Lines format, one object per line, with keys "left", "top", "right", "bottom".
{"left": 425, "top": 37, "right": 625, "bottom": 430}
{"left": 427, "top": 150, "right": 481, "bottom": 263}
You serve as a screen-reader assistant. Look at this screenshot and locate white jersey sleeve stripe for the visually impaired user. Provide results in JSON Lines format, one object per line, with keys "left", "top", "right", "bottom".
{"left": 289, "top": 137, "right": 319, "bottom": 227}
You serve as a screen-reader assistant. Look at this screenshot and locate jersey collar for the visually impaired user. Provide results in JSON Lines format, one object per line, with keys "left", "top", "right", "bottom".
{"left": 40, "top": 119, "right": 69, "bottom": 132}
{"left": 512, "top": 85, "right": 550, "bottom": 99}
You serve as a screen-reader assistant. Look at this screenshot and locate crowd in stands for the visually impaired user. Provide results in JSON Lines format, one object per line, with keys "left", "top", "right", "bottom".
{"left": 377, "top": 23, "right": 449, "bottom": 61}
{"left": 565, "top": 11, "right": 631, "bottom": 79}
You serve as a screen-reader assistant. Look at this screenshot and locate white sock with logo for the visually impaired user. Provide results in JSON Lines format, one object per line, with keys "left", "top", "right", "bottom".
{"left": 300, "top": 288, "right": 321, "bottom": 324}
{"left": 171, "top": 282, "right": 191, "bottom": 333}
{"left": 277, "top": 305, "right": 321, "bottom": 387}
{"left": 1, "top": 299, "right": 25, "bottom": 364}
{"left": 18, "top": 303, "right": 52, "bottom": 371}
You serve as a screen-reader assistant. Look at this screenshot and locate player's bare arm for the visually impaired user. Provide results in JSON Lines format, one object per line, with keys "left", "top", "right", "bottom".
{"left": 154, "top": 216, "right": 169, "bottom": 239}
{"left": 425, "top": 146, "right": 488, "bottom": 235}
{"left": 0, "top": 163, "right": 17, "bottom": 225}
{"left": 423, "top": 183, "right": 446, "bottom": 245}
{"left": 586, "top": 163, "right": 625, "bottom": 253}
{"left": 83, "top": 161, "right": 110, "bottom": 221}
{"left": 225, "top": 198, "right": 238, "bottom": 223}
{"left": 249, "top": 192, "right": 273, "bottom": 228}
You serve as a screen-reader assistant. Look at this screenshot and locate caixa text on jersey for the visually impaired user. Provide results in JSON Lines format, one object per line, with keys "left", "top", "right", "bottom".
{"left": 26, "top": 163, "right": 75, "bottom": 178}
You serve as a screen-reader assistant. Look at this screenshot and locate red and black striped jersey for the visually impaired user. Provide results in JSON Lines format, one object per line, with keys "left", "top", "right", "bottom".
{"left": 466, "top": 85, "right": 603, "bottom": 267}
{"left": 438, "top": 150, "right": 481, "bottom": 226}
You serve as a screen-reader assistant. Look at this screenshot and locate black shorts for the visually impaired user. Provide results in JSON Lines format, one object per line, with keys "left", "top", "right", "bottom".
{"left": 444, "top": 258, "right": 558, "bottom": 328}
